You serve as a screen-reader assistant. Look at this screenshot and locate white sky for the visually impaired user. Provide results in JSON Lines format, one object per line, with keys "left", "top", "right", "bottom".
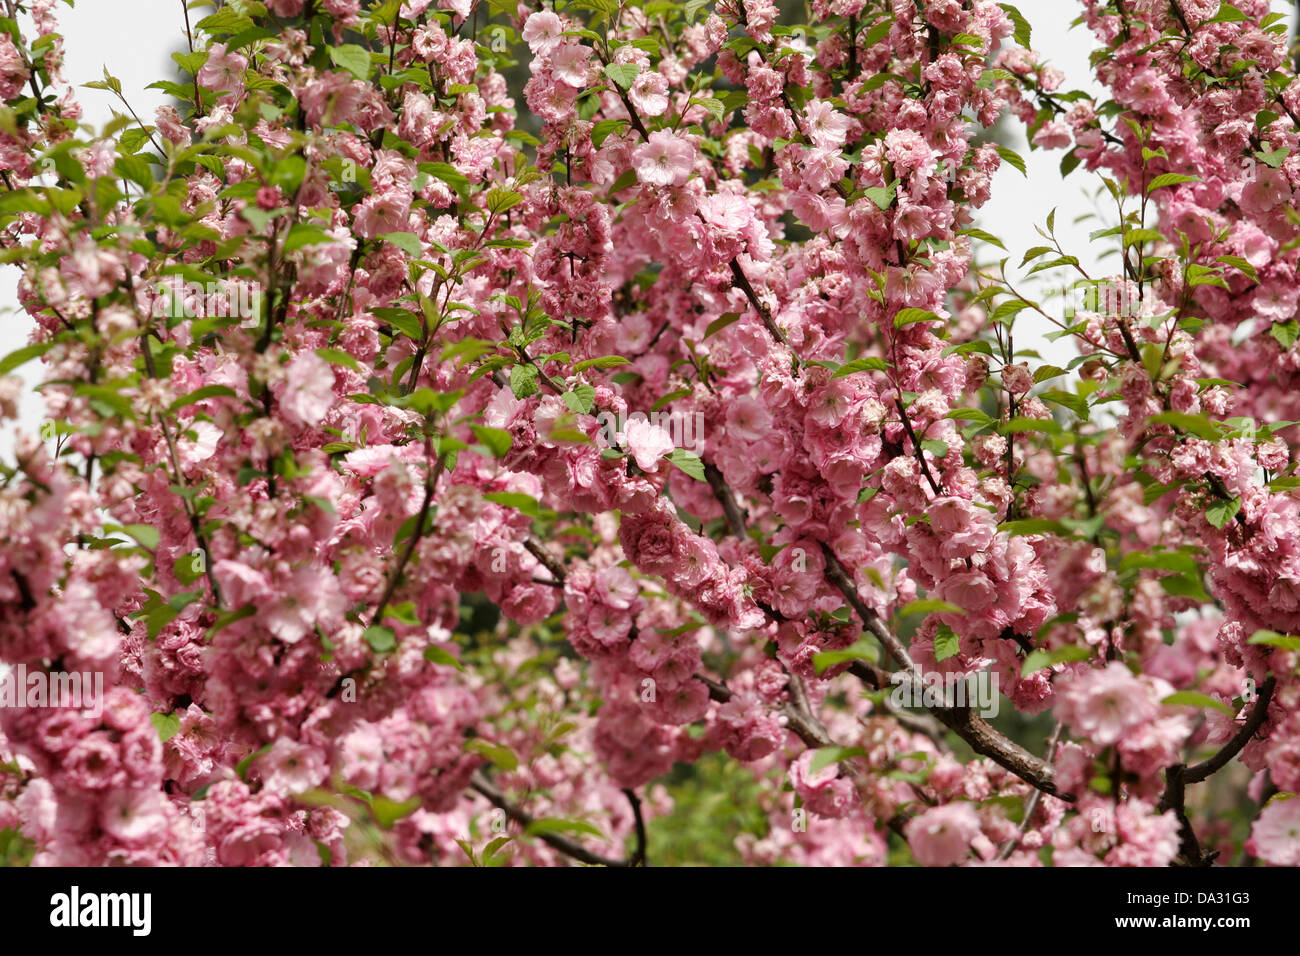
{"left": 1, "top": 1, "right": 1296, "bottom": 456}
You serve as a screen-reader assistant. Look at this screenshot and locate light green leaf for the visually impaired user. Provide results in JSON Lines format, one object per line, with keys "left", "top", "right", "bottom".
{"left": 329, "top": 44, "right": 372, "bottom": 80}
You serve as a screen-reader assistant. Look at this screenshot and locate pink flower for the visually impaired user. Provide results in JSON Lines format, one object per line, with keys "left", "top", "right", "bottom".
{"left": 632, "top": 131, "right": 695, "bottom": 187}
{"left": 258, "top": 739, "right": 328, "bottom": 798}
{"left": 1032, "top": 120, "right": 1072, "bottom": 150}
{"left": 1249, "top": 797, "right": 1300, "bottom": 866}
{"left": 197, "top": 43, "right": 248, "bottom": 99}
{"left": 724, "top": 395, "right": 772, "bottom": 441}
{"left": 657, "top": 678, "right": 710, "bottom": 724}
{"left": 522, "top": 11, "right": 564, "bottom": 54}
{"left": 0, "top": 35, "right": 29, "bottom": 101}
{"left": 629, "top": 70, "right": 669, "bottom": 117}
{"left": 100, "top": 788, "right": 167, "bottom": 844}
{"left": 905, "top": 803, "right": 982, "bottom": 865}
{"left": 803, "top": 100, "right": 851, "bottom": 150}
{"left": 624, "top": 416, "right": 675, "bottom": 470}
{"left": 549, "top": 41, "right": 591, "bottom": 88}
{"left": 941, "top": 570, "right": 996, "bottom": 612}
{"left": 1241, "top": 167, "right": 1292, "bottom": 215}
{"left": 1001, "top": 362, "right": 1034, "bottom": 395}
{"left": 281, "top": 351, "right": 336, "bottom": 428}
{"left": 1054, "top": 662, "right": 1156, "bottom": 747}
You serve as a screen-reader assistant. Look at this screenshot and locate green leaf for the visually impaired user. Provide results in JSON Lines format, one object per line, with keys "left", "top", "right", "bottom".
{"left": 694, "top": 96, "right": 726, "bottom": 124}
{"left": 808, "top": 746, "right": 867, "bottom": 775}
{"left": 920, "top": 439, "right": 948, "bottom": 459}
{"left": 573, "top": 355, "right": 630, "bottom": 371}
{"left": 420, "top": 161, "right": 471, "bottom": 199}
{"left": 946, "top": 407, "right": 993, "bottom": 424}
{"left": 363, "top": 625, "right": 397, "bottom": 653}
{"left": 666, "top": 449, "right": 705, "bottom": 481}
{"left": 524, "top": 817, "right": 604, "bottom": 839}
{"left": 1040, "top": 389, "right": 1088, "bottom": 418}
{"left": 1205, "top": 497, "right": 1241, "bottom": 529}
{"left": 150, "top": 712, "right": 181, "bottom": 743}
{"left": 315, "top": 348, "right": 361, "bottom": 372}
{"left": 167, "top": 384, "right": 237, "bottom": 412}
{"left": 1159, "top": 573, "right": 1211, "bottom": 602}
{"left": 1000, "top": 2, "right": 1032, "bottom": 47}
{"left": 370, "top": 795, "right": 422, "bottom": 828}
{"left": 862, "top": 183, "right": 896, "bottom": 210}
{"left": 482, "top": 491, "right": 541, "bottom": 517}
{"left": 832, "top": 356, "right": 889, "bottom": 377}
{"left": 122, "top": 523, "right": 160, "bottom": 551}
{"left": 1209, "top": 2, "right": 1248, "bottom": 23}
{"left": 999, "top": 518, "right": 1070, "bottom": 537}
{"left": 562, "top": 384, "right": 596, "bottom": 415}
{"left": 1021, "top": 645, "right": 1091, "bottom": 676}
{"left": 704, "top": 311, "right": 741, "bottom": 339}
{"left": 1161, "top": 691, "right": 1233, "bottom": 716}
{"left": 375, "top": 308, "right": 423, "bottom": 340}
{"left": 510, "top": 363, "right": 539, "bottom": 399}
{"left": 209, "top": 604, "right": 257, "bottom": 637}
{"left": 470, "top": 425, "right": 513, "bottom": 457}
{"left": 0, "top": 341, "right": 52, "bottom": 375}
{"left": 381, "top": 231, "right": 422, "bottom": 255}
{"left": 591, "top": 118, "right": 628, "bottom": 148}
{"left": 465, "top": 738, "right": 519, "bottom": 771}
{"left": 932, "top": 625, "right": 960, "bottom": 662}
{"left": 603, "top": 63, "right": 640, "bottom": 89}
{"left": 894, "top": 308, "right": 938, "bottom": 328}
{"left": 901, "top": 598, "right": 962, "bottom": 616}
{"left": 995, "top": 144, "right": 1027, "bottom": 176}
{"left": 1149, "top": 410, "right": 1222, "bottom": 440}
{"left": 1247, "top": 630, "right": 1300, "bottom": 651}
{"left": 861, "top": 17, "right": 893, "bottom": 49}
{"left": 1215, "top": 255, "right": 1257, "bottom": 283}
{"left": 960, "top": 227, "right": 1006, "bottom": 250}
{"left": 813, "top": 640, "right": 879, "bottom": 674}
{"left": 423, "top": 644, "right": 466, "bottom": 670}
{"left": 1271, "top": 320, "right": 1298, "bottom": 350}
{"left": 329, "top": 44, "right": 372, "bottom": 80}
{"left": 1146, "top": 173, "right": 1199, "bottom": 192}
{"left": 486, "top": 188, "right": 523, "bottom": 215}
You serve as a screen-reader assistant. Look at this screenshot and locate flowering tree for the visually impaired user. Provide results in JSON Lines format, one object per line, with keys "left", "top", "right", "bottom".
{"left": 0, "top": 0, "right": 1298, "bottom": 868}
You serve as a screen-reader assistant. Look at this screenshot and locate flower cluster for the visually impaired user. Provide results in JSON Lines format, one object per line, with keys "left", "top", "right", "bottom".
{"left": 0, "top": 0, "right": 1296, "bottom": 868}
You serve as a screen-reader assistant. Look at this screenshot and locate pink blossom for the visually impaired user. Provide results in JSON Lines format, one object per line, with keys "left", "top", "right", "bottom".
{"left": 1249, "top": 797, "right": 1300, "bottom": 866}
{"left": 905, "top": 803, "right": 982, "bottom": 866}
{"left": 632, "top": 131, "right": 695, "bottom": 187}
{"left": 280, "top": 351, "right": 336, "bottom": 428}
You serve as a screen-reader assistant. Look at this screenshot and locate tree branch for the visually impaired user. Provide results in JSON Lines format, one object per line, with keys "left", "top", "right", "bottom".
{"left": 470, "top": 771, "right": 641, "bottom": 867}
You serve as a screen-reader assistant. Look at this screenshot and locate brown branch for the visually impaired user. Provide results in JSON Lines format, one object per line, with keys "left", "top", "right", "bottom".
{"left": 623, "top": 788, "right": 648, "bottom": 867}
{"left": 1157, "top": 676, "right": 1275, "bottom": 866}
{"left": 729, "top": 259, "right": 792, "bottom": 350}
{"left": 894, "top": 397, "right": 942, "bottom": 497}
{"left": 997, "top": 720, "right": 1064, "bottom": 860}
{"left": 524, "top": 537, "right": 568, "bottom": 585}
{"left": 1184, "top": 676, "right": 1276, "bottom": 783}
{"left": 370, "top": 450, "right": 447, "bottom": 627}
{"left": 821, "top": 544, "right": 1073, "bottom": 801}
{"left": 703, "top": 462, "right": 747, "bottom": 538}
{"left": 470, "top": 771, "right": 639, "bottom": 867}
